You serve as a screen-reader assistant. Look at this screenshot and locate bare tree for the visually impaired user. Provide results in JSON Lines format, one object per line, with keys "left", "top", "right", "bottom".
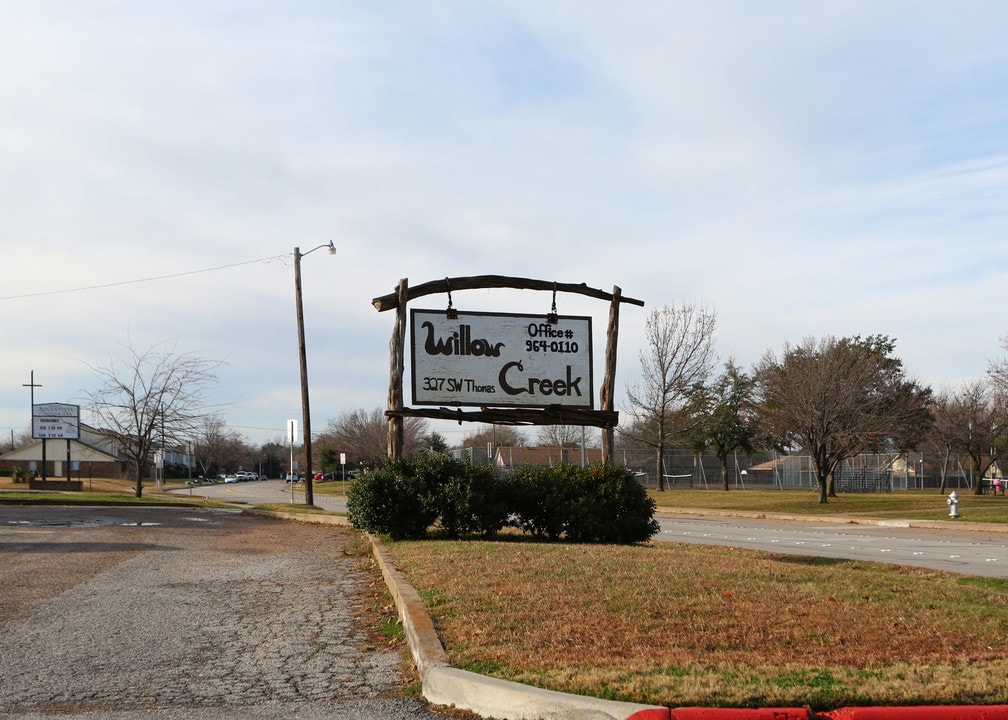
{"left": 622, "top": 302, "right": 717, "bottom": 491}
{"left": 925, "top": 388, "right": 960, "bottom": 494}
{"left": 755, "top": 335, "right": 932, "bottom": 504}
{"left": 949, "top": 379, "right": 1008, "bottom": 495}
{"left": 323, "top": 408, "right": 429, "bottom": 469}
{"left": 7, "top": 428, "right": 33, "bottom": 453}
{"left": 189, "top": 414, "right": 253, "bottom": 478}
{"left": 988, "top": 334, "right": 1008, "bottom": 394}
{"left": 535, "top": 424, "right": 595, "bottom": 448}
{"left": 459, "top": 424, "right": 527, "bottom": 450}
{"left": 86, "top": 339, "right": 220, "bottom": 497}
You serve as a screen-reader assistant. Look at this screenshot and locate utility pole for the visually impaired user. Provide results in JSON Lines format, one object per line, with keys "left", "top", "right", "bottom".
{"left": 293, "top": 241, "right": 335, "bottom": 507}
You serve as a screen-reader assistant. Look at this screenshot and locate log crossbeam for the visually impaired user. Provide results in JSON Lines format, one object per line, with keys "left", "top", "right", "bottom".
{"left": 372, "top": 275, "right": 643, "bottom": 312}
{"left": 386, "top": 406, "right": 620, "bottom": 428}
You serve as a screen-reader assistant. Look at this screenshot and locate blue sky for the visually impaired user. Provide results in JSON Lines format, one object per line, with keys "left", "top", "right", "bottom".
{"left": 2, "top": 1, "right": 1008, "bottom": 447}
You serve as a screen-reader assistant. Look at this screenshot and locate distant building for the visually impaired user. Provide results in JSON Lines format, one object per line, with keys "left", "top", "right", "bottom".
{"left": 0, "top": 423, "right": 130, "bottom": 479}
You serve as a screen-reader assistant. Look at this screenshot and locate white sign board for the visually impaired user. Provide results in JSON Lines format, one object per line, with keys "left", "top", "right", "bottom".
{"left": 410, "top": 309, "right": 593, "bottom": 408}
{"left": 32, "top": 403, "right": 81, "bottom": 440}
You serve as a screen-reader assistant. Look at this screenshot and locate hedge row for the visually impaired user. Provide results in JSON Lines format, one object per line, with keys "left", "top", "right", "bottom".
{"left": 346, "top": 454, "right": 658, "bottom": 544}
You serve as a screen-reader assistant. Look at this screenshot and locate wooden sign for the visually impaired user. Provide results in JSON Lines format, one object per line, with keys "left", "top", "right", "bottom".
{"left": 411, "top": 309, "right": 593, "bottom": 408}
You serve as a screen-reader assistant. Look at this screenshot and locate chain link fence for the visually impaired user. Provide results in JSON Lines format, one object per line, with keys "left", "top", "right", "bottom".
{"left": 454, "top": 445, "right": 988, "bottom": 492}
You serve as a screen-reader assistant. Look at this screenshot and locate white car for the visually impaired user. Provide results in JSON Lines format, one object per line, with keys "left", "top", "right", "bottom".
{"left": 223, "top": 475, "right": 239, "bottom": 484}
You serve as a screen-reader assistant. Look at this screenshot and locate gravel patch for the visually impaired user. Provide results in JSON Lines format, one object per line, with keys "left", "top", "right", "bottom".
{"left": 0, "top": 505, "right": 455, "bottom": 720}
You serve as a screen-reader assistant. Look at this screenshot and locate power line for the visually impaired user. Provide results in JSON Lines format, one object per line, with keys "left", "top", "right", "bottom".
{"left": 0, "top": 254, "right": 290, "bottom": 301}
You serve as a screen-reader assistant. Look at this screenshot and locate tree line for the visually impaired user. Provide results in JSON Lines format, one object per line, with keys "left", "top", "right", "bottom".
{"left": 31, "top": 311, "right": 1008, "bottom": 501}
{"left": 621, "top": 302, "right": 1008, "bottom": 502}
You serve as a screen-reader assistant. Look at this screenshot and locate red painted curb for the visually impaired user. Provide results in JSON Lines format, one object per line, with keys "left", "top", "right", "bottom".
{"left": 667, "top": 709, "right": 810, "bottom": 719}
{"left": 624, "top": 710, "right": 672, "bottom": 720}
{"left": 627, "top": 707, "right": 1008, "bottom": 720}
{"left": 821, "top": 706, "right": 1008, "bottom": 720}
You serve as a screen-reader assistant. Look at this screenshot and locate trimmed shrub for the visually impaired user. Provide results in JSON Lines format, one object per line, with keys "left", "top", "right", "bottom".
{"left": 424, "top": 453, "right": 477, "bottom": 539}
{"left": 565, "top": 463, "right": 659, "bottom": 544}
{"left": 347, "top": 454, "right": 504, "bottom": 540}
{"left": 346, "top": 457, "right": 439, "bottom": 540}
{"left": 461, "top": 463, "right": 511, "bottom": 538}
{"left": 348, "top": 454, "right": 658, "bottom": 544}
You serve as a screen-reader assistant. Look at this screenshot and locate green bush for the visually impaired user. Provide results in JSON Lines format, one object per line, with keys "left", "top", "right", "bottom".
{"left": 464, "top": 463, "right": 512, "bottom": 538}
{"left": 11, "top": 467, "right": 34, "bottom": 484}
{"left": 564, "top": 463, "right": 659, "bottom": 544}
{"left": 507, "top": 463, "right": 575, "bottom": 540}
{"left": 346, "top": 457, "right": 438, "bottom": 540}
{"left": 347, "top": 454, "right": 658, "bottom": 544}
{"left": 422, "top": 453, "right": 477, "bottom": 539}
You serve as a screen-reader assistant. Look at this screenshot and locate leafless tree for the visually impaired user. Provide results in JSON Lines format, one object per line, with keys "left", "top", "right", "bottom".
{"left": 754, "top": 335, "right": 932, "bottom": 504}
{"left": 191, "top": 414, "right": 249, "bottom": 478}
{"left": 622, "top": 302, "right": 717, "bottom": 491}
{"left": 323, "top": 408, "right": 429, "bottom": 469}
{"left": 925, "top": 388, "right": 960, "bottom": 494}
{"left": 948, "top": 379, "right": 1008, "bottom": 495}
{"left": 459, "top": 424, "right": 527, "bottom": 450}
{"left": 85, "top": 339, "right": 220, "bottom": 497}
{"left": 7, "top": 428, "right": 33, "bottom": 453}
{"left": 535, "top": 424, "right": 596, "bottom": 448}
{"left": 988, "top": 334, "right": 1008, "bottom": 395}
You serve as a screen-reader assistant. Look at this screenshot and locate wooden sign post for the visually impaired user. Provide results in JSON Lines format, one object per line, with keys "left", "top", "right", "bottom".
{"left": 372, "top": 275, "right": 643, "bottom": 463}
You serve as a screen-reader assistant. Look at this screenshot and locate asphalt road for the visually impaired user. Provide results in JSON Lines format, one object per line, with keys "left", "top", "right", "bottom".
{"left": 656, "top": 515, "right": 1008, "bottom": 578}
{"left": 0, "top": 503, "right": 457, "bottom": 720}
{"left": 187, "top": 480, "right": 1008, "bottom": 578}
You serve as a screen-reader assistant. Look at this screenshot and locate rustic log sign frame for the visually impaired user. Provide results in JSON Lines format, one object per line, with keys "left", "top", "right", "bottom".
{"left": 372, "top": 275, "right": 644, "bottom": 464}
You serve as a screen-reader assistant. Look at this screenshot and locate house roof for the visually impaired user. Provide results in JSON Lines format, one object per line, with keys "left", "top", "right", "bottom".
{"left": 0, "top": 437, "right": 122, "bottom": 463}
{"left": 0, "top": 422, "right": 126, "bottom": 463}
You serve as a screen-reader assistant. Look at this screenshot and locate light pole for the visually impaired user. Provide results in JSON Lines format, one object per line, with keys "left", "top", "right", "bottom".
{"left": 294, "top": 240, "right": 335, "bottom": 506}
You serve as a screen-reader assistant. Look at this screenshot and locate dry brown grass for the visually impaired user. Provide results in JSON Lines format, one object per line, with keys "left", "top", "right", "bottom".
{"left": 388, "top": 540, "right": 1008, "bottom": 709}
{"left": 0, "top": 476, "right": 138, "bottom": 493}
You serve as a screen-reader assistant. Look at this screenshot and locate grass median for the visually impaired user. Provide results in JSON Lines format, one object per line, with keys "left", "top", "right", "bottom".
{"left": 386, "top": 489, "right": 1008, "bottom": 710}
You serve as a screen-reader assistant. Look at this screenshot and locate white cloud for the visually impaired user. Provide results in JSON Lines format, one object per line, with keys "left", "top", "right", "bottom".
{"left": 2, "top": 1, "right": 1008, "bottom": 444}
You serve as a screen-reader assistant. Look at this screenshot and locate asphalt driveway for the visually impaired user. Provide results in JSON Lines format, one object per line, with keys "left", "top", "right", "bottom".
{"left": 0, "top": 505, "right": 454, "bottom": 720}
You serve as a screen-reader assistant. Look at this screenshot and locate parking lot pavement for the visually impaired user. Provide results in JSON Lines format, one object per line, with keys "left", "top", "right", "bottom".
{"left": 0, "top": 505, "right": 456, "bottom": 720}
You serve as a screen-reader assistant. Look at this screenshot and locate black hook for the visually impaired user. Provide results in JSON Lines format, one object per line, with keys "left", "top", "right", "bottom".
{"left": 446, "top": 277, "right": 457, "bottom": 319}
{"left": 547, "top": 282, "right": 558, "bottom": 324}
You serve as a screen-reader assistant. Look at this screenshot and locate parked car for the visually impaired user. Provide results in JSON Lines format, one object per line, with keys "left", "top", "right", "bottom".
{"left": 223, "top": 475, "right": 239, "bottom": 484}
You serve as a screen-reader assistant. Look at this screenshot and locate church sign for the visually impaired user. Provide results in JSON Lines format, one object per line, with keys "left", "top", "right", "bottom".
{"left": 410, "top": 309, "right": 593, "bottom": 408}
{"left": 32, "top": 403, "right": 81, "bottom": 440}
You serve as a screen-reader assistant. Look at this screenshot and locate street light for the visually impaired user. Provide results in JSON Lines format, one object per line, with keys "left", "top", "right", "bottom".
{"left": 294, "top": 240, "right": 335, "bottom": 506}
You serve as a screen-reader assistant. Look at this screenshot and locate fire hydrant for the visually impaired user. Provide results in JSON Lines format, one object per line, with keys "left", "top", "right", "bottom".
{"left": 947, "top": 490, "right": 960, "bottom": 519}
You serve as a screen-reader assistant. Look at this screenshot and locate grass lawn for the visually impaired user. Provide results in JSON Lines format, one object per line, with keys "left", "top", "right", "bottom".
{"left": 382, "top": 489, "right": 1008, "bottom": 710}
{"left": 387, "top": 537, "right": 1008, "bottom": 710}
